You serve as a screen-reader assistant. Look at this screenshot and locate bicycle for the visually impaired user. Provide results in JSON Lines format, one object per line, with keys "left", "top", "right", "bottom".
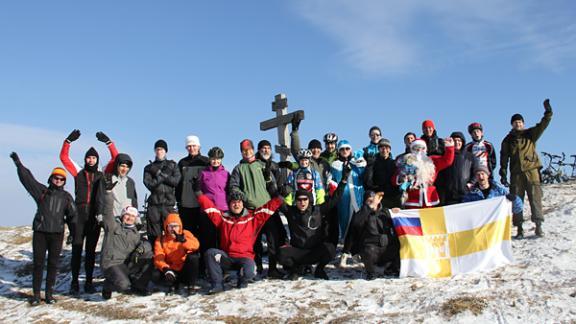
{"left": 556, "top": 153, "right": 576, "bottom": 180}
{"left": 541, "top": 152, "right": 569, "bottom": 184}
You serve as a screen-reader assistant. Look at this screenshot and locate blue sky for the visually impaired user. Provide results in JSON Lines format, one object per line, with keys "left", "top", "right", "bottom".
{"left": 1, "top": 1, "right": 574, "bottom": 226}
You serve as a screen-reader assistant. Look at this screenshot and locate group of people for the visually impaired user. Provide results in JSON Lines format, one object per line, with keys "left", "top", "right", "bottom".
{"left": 11, "top": 98, "right": 553, "bottom": 305}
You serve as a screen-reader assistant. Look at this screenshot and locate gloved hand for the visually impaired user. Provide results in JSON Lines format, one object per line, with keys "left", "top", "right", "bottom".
{"left": 148, "top": 162, "right": 161, "bottom": 176}
{"left": 173, "top": 230, "right": 186, "bottom": 243}
{"left": 96, "top": 131, "right": 112, "bottom": 145}
{"left": 103, "top": 177, "right": 118, "bottom": 191}
{"left": 163, "top": 269, "right": 177, "bottom": 283}
{"left": 66, "top": 234, "right": 73, "bottom": 246}
{"left": 191, "top": 177, "right": 202, "bottom": 196}
{"left": 500, "top": 177, "right": 510, "bottom": 187}
{"left": 291, "top": 114, "right": 301, "bottom": 131}
{"left": 263, "top": 159, "right": 273, "bottom": 182}
{"left": 543, "top": 98, "right": 552, "bottom": 113}
{"left": 505, "top": 193, "right": 516, "bottom": 202}
{"left": 341, "top": 161, "right": 352, "bottom": 181}
{"left": 66, "top": 129, "right": 81, "bottom": 143}
{"left": 10, "top": 152, "right": 21, "bottom": 165}
{"left": 267, "top": 181, "right": 279, "bottom": 198}
{"left": 278, "top": 161, "right": 292, "bottom": 169}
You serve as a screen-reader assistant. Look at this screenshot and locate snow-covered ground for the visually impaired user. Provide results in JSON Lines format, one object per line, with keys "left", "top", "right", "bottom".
{"left": 1, "top": 182, "right": 575, "bottom": 323}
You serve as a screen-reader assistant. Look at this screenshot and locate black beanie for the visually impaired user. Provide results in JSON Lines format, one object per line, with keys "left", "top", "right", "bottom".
{"left": 510, "top": 114, "right": 524, "bottom": 124}
{"left": 308, "top": 139, "right": 322, "bottom": 150}
{"left": 295, "top": 188, "right": 313, "bottom": 202}
{"left": 85, "top": 147, "right": 99, "bottom": 160}
{"left": 154, "top": 139, "right": 168, "bottom": 152}
{"left": 258, "top": 140, "right": 272, "bottom": 151}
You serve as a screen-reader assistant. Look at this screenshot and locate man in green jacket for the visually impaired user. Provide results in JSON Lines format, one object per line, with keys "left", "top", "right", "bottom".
{"left": 500, "top": 99, "right": 553, "bottom": 238}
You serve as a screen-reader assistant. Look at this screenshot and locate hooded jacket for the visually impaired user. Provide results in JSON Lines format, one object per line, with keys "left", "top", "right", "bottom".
{"left": 444, "top": 143, "right": 476, "bottom": 204}
{"left": 198, "top": 194, "right": 283, "bottom": 259}
{"left": 143, "top": 158, "right": 181, "bottom": 206}
{"left": 364, "top": 154, "right": 399, "bottom": 197}
{"left": 421, "top": 130, "right": 445, "bottom": 156}
{"left": 229, "top": 158, "right": 271, "bottom": 209}
{"left": 15, "top": 162, "right": 77, "bottom": 233}
{"left": 103, "top": 153, "right": 138, "bottom": 217}
{"left": 500, "top": 109, "right": 553, "bottom": 179}
{"left": 154, "top": 213, "right": 200, "bottom": 272}
{"left": 199, "top": 164, "right": 230, "bottom": 211}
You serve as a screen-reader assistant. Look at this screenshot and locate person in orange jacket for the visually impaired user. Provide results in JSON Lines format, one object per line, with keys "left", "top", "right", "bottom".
{"left": 154, "top": 212, "right": 200, "bottom": 296}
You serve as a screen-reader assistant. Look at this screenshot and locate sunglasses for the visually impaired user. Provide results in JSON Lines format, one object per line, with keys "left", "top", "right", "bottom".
{"left": 340, "top": 147, "right": 351, "bottom": 151}
{"left": 53, "top": 177, "right": 65, "bottom": 182}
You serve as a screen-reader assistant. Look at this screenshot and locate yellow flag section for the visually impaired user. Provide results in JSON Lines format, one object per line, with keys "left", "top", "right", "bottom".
{"left": 390, "top": 197, "right": 513, "bottom": 278}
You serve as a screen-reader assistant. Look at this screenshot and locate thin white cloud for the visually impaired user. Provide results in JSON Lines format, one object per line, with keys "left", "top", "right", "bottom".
{"left": 292, "top": 0, "right": 576, "bottom": 75}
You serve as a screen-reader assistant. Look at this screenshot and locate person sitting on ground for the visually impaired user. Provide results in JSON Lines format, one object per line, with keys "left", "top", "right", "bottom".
{"left": 154, "top": 212, "right": 200, "bottom": 296}
{"left": 11, "top": 152, "right": 77, "bottom": 306}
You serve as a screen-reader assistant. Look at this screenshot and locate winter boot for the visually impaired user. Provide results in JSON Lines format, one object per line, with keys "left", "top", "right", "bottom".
{"left": 45, "top": 292, "right": 57, "bottom": 305}
{"left": 208, "top": 284, "right": 224, "bottom": 295}
{"left": 102, "top": 289, "right": 112, "bottom": 300}
{"left": 267, "top": 267, "right": 285, "bottom": 280}
{"left": 514, "top": 225, "right": 524, "bottom": 240}
{"left": 365, "top": 272, "right": 376, "bottom": 281}
{"left": 28, "top": 294, "right": 41, "bottom": 306}
{"left": 314, "top": 267, "right": 329, "bottom": 280}
{"left": 84, "top": 280, "right": 96, "bottom": 294}
{"left": 186, "top": 285, "right": 196, "bottom": 296}
{"left": 535, "top": 222, "right": 544, "bottom": 237}
{"left": 69, "top": 279, "right": 80, "bottom": 295}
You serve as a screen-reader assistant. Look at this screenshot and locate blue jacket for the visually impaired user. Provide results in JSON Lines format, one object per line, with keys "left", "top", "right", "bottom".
{"left": 462, "top": 181, "right": 523, "bottom": 214}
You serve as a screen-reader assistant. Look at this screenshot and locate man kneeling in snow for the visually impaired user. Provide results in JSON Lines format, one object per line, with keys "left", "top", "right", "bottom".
{"left": 99, "top": 180, "right": 153, "bottom": 300}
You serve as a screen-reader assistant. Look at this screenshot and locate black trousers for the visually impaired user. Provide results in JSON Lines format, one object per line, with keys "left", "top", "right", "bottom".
{"left": 169, "top": 253, "right": 200, "bottom": 287}
{"left": 360, "top": 243, "right": 400, "bottom": 275}
{"left": 103, "top": 258, "right": 153, "bottom": 293}
{"left": 70, "top": 208, "right": 100, "bottom": 283}
{"left": 278, "top": 242, "right": 336, "bottom": 271}
{"left": 179, "top": 207, "right": 218, "bottom": 274}
{"left": 146, "top": 204, "right": 172, "bottom": 244}
{"left": 32, "top": 231, "right": 64, "bottom": 297}
{"left": 254, "top": 212, "right": 287, "bottom": 272}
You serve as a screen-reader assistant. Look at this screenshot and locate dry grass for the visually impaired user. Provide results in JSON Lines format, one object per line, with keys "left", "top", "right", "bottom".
{"left": 214, "top": 316, "right": 281, "bottom": 324}
{"left": 440, "top": 296, "right": 488, "bottom": 318}
{"left": 10, "top": 235, "right": 33, "bottom": 245}
{"left": 55, "top": 300, "right": 145, "bottom": 320}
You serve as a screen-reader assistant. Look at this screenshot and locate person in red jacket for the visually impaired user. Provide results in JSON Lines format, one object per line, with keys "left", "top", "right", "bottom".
{"left": 59, "top": 129, "right": 118, "bottom": 294}
{"left": 195, "top": 175, "right": 283, "bottom": 294}
{"left": 394, "top": 138, "right": 455, "bottom": 208}
{"left": 154, "top": 212, "right": 200, "bottom": 296}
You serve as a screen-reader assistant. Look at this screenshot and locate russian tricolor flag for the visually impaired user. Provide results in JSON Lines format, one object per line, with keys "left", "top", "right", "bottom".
{"left": 392, "top": 216, "right": 423, "bottom": 236}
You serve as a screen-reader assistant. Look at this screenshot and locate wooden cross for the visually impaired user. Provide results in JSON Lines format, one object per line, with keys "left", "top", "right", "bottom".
{"left": 260, "top": 93, "right": 305, "bottom": 162}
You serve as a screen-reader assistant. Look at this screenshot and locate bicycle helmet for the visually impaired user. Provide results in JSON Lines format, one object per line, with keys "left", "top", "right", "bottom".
{"left": 468, "top": 122, "right": 483, "bottom": 134}
{"left": 323, "top": 132, "right": 338, "bottom": 143}
{"left": 208, "top": 146, "right": 225, "bottom": 159}
{"left": 297, "top": 148, "right": 313, "bottom": 160}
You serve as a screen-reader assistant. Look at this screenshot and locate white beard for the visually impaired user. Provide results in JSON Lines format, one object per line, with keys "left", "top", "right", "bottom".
{"left": 408, "top": 154, "right": 436, "bottom": 188}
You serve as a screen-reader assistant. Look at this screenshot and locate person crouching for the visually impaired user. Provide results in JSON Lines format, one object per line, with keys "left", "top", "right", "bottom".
{"left": 154, "top": 212, "right": 200, "bottom": 296}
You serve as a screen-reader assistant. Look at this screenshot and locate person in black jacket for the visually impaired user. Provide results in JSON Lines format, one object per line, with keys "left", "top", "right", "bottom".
{"left": 143, "top": 139, "right": 181, "bottom": 244}
{"left": 345, "top": 191, "right": 400, "bottom": 280}
{"left": 277, "top": 164, "right": 350, "bottom": 280}
{"left": 364, "top": 138, "right": 400, "bottom": 208}
{"left": 422, "top": 120, "right": 449, "bottom": 205}
{"left": 444, "top": 132, "right": 475, "bottom": 205}
{"left": 11, "top": 152, "right": 77, "bottom": 306}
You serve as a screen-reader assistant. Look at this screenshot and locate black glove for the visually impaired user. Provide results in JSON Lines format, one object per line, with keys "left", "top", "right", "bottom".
{"left": 543, "top": 98, "right": 552, "bottom": 113}
{"left": 291, "top": 114, "right": 301, "bottom": 131}
{"left": 263, "top": 159, "right": 273, "bottom": 182}
{"left": 191, "top": 177, "right": 202, "bottom": 196}
{"left": 341, "top": 162, "right": 352, "bottom": 181}
{"left": 173, "top": 230, "right": 186, "bottom": 243}
{"left": 66, "top": 129, "right": 81, "bottom": 143}
{"left": 278, "top": 161, "right": 292, "bottom": 169}
{"left": 103, "top": 176, "right": 118, "bottom": 191}
{"left": 506, "top": 193, "right": 516, "bottom": 202}
{"left": 148, "top": 162, "right": 161, "bottom": 176}
{"left": 10, "top": 152, "right": 21, "bottom": 165}
{"left": 96, "top": 131, "right": 112, "bottom": 145}
{"left": 164, "top": 269, "right": 177, "bottom": 283}
{"left": 500, "top": 177, "right": 509, "bottom": 187}
{"left": 267, "top": 180, "right": 279, "bottom": 197}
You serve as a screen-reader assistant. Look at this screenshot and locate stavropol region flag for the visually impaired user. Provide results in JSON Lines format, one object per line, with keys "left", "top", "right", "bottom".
{"left": 391, "top": 196, "right": 514, "bottom": 278}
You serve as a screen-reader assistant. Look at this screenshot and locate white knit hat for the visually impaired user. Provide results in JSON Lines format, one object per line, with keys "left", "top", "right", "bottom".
{"left": 121, "top": 206, "right": 139, "bottom": 217}
{"left": 185, "top": 135, "right": 200, "bottom": 147}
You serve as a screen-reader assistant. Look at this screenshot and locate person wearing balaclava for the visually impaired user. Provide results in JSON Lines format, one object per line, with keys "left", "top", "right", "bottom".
{"left": 11, "top": 152, "right": 77, "bottom": 306}
{"left": 143, "top": 139, "right": 181, "bottom": 244}
{"left": 59, "top": 129, "right": 118, "bottom": 295}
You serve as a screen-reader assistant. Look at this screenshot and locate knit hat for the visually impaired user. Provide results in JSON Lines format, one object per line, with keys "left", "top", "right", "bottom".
{"left": 51, "top": 167, "right": 67, "bottom": 179}
{"left": 185, "top": 135, "right": 200, "bottom": 147}
{"left": 240, "top": 139, "right": 254, "bottom": 151}
{"left": 295, "top": 188, "right": 313, "bottom": 202}
{"left": 337, "top": 140, "right": 352, "bottom": 151}
{"left": 121, "top": 206, "right": 139, "bottom": 217}
{"left": 154, "top": 139, "right": 168, "bottom": 152}
{"left": 474, "top": 164, "right": 491, "bottom": 176}
{"left": 308, "top": 139, "right": 322, "bottom": 150}
{"left": 378, "top": 138, "right": 391, "bottom": 148}
{"left": 257, "top": 140, "right": 272, "bottom": 151}
{"left": 410, "top": 139, "right": 427, "bottom": 152}
{"left": 84, "top": 147, "right": 99, "bottom": 160}
{"left": 422, "top": 120, "right": 435, "bottom": 130}
{"left": 510, "top": 114, "right": 524, "bottom": 124}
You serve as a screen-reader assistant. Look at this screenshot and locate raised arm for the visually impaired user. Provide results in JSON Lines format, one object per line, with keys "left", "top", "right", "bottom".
{"left": 529, "top": 99, "right": 553, "bottom": 142}
{"left": 97, "top": 132, "right": 119, "bottom": 174}
{"left": 60, "top": 129, "right": 82, "bottom": 177}
{"left": 11, "top": 153, "right": 46, "bottom": 202}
